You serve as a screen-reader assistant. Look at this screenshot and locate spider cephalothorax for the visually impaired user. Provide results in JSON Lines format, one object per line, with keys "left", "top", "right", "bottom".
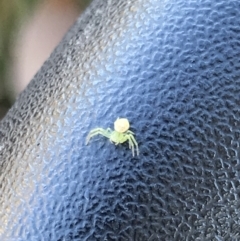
{"left": 86, "top": 118, "right": 139, "bottom": 156}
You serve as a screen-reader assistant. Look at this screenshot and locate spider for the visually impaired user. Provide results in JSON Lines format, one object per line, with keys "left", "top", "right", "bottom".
{"left": 86, "top": 118, "right": 139, "bottom": 156}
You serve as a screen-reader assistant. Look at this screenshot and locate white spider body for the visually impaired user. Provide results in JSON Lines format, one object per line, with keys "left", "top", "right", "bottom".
{"left": 114, "top": 118, "right": 130, "bottom": 133}
{"left": 86, "top": 118, "right": 139, "bottom": 156}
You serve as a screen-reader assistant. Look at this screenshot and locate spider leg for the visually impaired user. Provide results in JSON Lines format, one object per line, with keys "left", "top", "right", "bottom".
{"left": 125, "top": 135, "right": 132, "bottom": 149}
{"left": 105, "top": 128, "right": 115, "bottom": 143}
{"left": 86, "top": 128, "right": 111, "bottom": 144}
{"left": 126, "top": 130, "right": 134, "bottom": 135}
{"left": 128, "top": 134, "right": 139, "bottom": 156}
{"left": 127, "top": 136, "right": 135, "bottom": 157}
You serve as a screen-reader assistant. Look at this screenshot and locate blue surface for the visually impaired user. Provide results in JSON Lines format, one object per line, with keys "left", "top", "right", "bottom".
{"left": 1, "top": 0, "right": 240, "bottom": 240}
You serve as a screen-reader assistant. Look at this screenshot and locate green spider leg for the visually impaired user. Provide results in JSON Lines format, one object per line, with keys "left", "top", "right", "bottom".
{"left": 126, "top": 130, "right": 134, "bottom": 135}
{"left": 126, "top": 133, "right": 139, "bottom": 156}
{"left": 125, "top": 130, "right": 137, "bottom": 154}
{"left": 130, "top": 134, "right": 139, "bottom": 156}
{"left": 127, "top": 136, "right": 135, "bottom": 156}
{"left": 86, "top": 128, "right": 112, "bottom": 145}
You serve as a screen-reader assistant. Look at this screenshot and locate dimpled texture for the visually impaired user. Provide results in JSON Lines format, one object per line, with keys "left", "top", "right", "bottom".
{"left": 1, "top": 0, "right": 240, "bottom": 240}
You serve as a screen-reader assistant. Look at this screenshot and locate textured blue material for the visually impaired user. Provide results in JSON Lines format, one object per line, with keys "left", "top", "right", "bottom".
{"left": 1, "top": 0, "right": 240, "bottom": 240}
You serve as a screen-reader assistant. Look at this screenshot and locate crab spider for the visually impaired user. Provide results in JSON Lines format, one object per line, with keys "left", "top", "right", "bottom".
{"left": 86, "top": 118, "right": 139, "bottom": 156}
